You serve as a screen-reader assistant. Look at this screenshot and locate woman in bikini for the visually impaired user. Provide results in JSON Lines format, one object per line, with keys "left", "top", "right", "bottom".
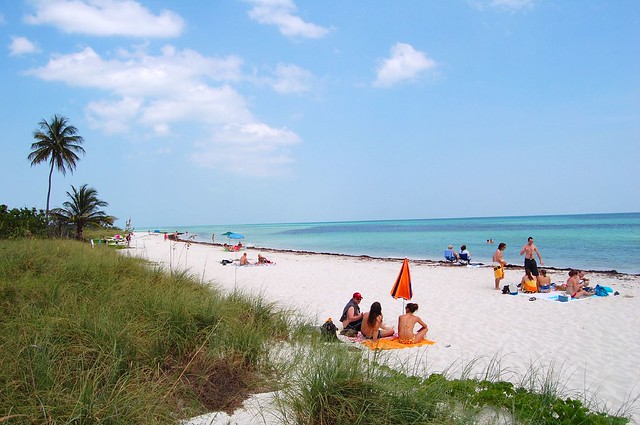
{"left": 360, "top": 301, "right": 394, "bottom": 342}
{"left": 397, "top": 303, "right": 429, "bottom": 345}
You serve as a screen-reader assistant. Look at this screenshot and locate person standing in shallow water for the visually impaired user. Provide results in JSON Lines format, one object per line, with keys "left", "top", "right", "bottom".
{"left": 520, "top": 236, "right": 543, "bottom": 276}
{"left": 492, "top": 242, "right": 507, "bottom": 290}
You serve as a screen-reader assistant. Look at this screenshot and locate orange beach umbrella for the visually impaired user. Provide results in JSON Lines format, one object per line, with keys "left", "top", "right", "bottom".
{"left": 390, "top": 258, "right": 413, "bottom": 301}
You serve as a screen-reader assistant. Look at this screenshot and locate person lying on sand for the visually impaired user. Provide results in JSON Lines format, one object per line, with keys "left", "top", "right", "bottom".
{"left": 397, "top": 303, "right": 429, "bottom": 344}
{"left": 258, "top": 253, "right": 272, "bottom": 264}
{"left": 361, "top": 301, "right": 394, "bottom": 342}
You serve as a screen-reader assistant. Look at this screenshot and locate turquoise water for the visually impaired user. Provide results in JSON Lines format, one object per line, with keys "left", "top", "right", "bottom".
{"left": 143, "top": 213, "right": 640, "bottom": 274}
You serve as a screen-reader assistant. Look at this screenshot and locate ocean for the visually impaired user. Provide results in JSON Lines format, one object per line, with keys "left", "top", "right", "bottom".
{"left": 142, "top": 213, "right": 640, "bottom": 275}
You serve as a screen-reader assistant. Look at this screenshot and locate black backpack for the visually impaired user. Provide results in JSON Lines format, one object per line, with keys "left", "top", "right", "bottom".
{"left": 320, "top": 318, "right": 338, "bottom": 342}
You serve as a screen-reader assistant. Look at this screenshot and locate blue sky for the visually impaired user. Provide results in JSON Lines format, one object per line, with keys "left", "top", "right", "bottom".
{"left": 2, "top": 0, "right": 639, "bottom": 228}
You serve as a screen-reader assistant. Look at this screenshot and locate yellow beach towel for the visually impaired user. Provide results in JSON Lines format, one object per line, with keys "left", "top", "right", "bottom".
{"left": 362, "top": 336, "right": 436, "bottom": 350}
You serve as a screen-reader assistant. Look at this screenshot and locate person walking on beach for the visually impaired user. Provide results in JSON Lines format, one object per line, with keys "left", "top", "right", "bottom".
{"left": 397, "top": 303, "right": 429, "bottom": 344}
{"left": 340, "top": 292, "right": 364, "bottom": 333}
{"left": 492, "top": 242, "right": 507, "bottom": 290}
{"left": 520, "top": 237, "right": 543, "bottom": 276}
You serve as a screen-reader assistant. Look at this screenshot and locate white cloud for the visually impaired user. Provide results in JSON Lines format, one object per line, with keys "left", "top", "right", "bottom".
{"left": 85, "top": 96, "right": 142, "bottom": 133}
{"left": 373, "top": 43, "right": 437, "bottom": 88}
{"left": 9, "top": 36, "right": 39, "bottom": 56}
{"left": 191, "top": 123, "right": 300, "bottom": 177}
{"left": 246, "top": 0, "right": 330, "bottom": 39}
{"left": 27, "top": 45, "right": 300, "bottom": 175}
{"left": 139, "top": 85, "right": 253, "bottom": 127}
{"left": 25, "top": 0, "right": 184, "bottom": 37}
{"left": 270, "top": 63, "right": 314, "bottom": 94}
{"left": 28, "top": 46, "right": 245, "bottom": 97}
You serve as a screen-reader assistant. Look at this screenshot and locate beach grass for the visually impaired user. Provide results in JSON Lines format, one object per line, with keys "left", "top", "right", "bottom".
{"left": 0, "top": 239, "right": 292, "bottom": 423}
{"left": 0, "top": 239, "right": 632, "bottom": 424}
{"left": 276, "top": 341, "right": 630, "bottom": 424}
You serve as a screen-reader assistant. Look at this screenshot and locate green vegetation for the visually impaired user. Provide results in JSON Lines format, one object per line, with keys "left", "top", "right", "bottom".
{"left": 28, "top": 114, "right": 86, "bottom": 221}
{"left": 50, "top": 184, "right": 115, "bottom": 240}
{"left": 0, "top": 239, "right": 292, "bottom": 423}
{"left": 278, "top": 345, "right": 630, "bottom": 425}
{"left": 0, "top": 239, "right": 631, "bottom": 424}
{"left": 0, "top": 204, "right": 47, "bottom": 239}
{"left": 81, "top": 226, "right": 124, "bottom": 243}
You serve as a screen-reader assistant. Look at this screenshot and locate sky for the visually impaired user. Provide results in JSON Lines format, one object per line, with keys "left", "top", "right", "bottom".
{"left": 2, "top": 0, "right": 639, "bottom": 228}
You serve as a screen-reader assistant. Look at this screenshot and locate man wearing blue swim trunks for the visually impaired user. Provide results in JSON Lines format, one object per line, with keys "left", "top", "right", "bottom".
{"left": 520, "top": 236, "right": 543, "bottom": 277}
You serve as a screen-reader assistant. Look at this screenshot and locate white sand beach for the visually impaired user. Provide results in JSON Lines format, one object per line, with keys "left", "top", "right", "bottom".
{"left": 126, "top": 233, "right": 640, "bottom": 423}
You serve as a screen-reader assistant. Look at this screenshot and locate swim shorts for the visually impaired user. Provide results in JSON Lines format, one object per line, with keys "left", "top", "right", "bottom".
{"left": 524, "top": 258, "right": 539, "bottom": 276}
{"left": 493, "top": 264, "right": 504, "bottom": 279}
{"left": 399, "top": 337, "right": 415, "bottom": 344}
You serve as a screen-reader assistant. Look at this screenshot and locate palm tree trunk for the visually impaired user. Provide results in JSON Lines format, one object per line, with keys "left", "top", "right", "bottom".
{"left": 46, "top": 161, "right": 54, "bottom": 221}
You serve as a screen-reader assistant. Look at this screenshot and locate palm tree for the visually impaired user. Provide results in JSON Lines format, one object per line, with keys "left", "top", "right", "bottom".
{"left": 50, "top": 184, "right": 115, "bottom": 240}
{"left": 28, "top": 115, "right": 85, "bottom": 221}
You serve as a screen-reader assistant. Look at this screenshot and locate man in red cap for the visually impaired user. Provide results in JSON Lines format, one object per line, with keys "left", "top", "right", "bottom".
{"left": 340, "top": 292, "right": 364, "bottom": 332}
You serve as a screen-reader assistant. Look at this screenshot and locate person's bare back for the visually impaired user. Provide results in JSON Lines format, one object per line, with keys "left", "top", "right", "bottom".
{"left": 397, "top": 303, "right": 428, "bottom": 344}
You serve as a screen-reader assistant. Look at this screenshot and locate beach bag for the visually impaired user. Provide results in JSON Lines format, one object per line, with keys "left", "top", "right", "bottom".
{"left": 508, "top": 283, "right": 519, "bottom": 295}
{"left": 502, "top": 285, "right": 510, "bottom": 294}
{"left": 320, "top": 318, "right": 339, "bottom": 342}
{"left": 594, "top": 285, "right": 609, "bottom": 297}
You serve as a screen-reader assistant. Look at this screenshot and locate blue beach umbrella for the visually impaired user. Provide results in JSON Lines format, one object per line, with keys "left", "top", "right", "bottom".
{"left": 226, "top": 232, "right": 244, "bottom": 240}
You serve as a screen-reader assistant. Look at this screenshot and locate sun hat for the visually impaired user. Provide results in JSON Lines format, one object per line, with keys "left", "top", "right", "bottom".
{"left": 353, "top": 292, "right": 363, "bottom": 300}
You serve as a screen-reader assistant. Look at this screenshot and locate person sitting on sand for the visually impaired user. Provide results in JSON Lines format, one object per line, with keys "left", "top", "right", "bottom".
{"left": 578, "top": 270, "right": 591, "bottom": 290}
{"left": 397, "top": 303, "right": 429, "bottom": 344}
{"left": 554, "top": 270, "right": 576, "bottom": 292}
{"left": 444, "top": 245, "right": 459, "bottom": 262}
{"left": 521, "top": 269, "right": 538, "bottom": 293}
{"left": 340, "top": 292, "right": 364, "bottom": 332}
{"left": 565, "top": 269, "right": 593, "bottom": 299}
{"left": 537, "top": 269, "right": 552, "bottom": 292}
{"left": 361, "top": 301, "right": 395, "bottom": 342}
{"left": 239, "top": 252, "right": 250, "bottom": 266}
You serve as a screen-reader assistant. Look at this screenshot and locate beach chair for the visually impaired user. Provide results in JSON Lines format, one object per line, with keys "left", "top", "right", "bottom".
{"left": 459, "top": 252, "right": 471, "bottom": 265}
